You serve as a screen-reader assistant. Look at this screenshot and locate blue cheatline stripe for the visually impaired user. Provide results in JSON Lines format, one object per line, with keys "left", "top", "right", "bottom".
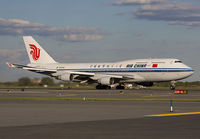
{"left": 57, "top": 68, "right": 194, "bottom": 73}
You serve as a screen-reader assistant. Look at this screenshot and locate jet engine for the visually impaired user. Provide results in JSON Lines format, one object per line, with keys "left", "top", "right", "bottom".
{"left": 98, "top": 77, "right": 114, "bottom": 85}
{"left": 136, "top": 82, "right": 154, "bottom": 87}
{"left": 58, "top": 73, "right": 73, "bottom": 82}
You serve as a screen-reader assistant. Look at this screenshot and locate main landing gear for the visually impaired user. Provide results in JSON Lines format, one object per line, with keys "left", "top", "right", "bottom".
{"left": 96, "top": 84, "right": 125, "bottom": 90}
{"left": 116, "top": 85, "right": 125, "bottom": 89}
{"left": 96, "top": 84, "right": 111, "bottom": 89}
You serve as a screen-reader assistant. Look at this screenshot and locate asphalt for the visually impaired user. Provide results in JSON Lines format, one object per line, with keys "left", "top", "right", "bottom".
{"left": 0, "top": 115, "right": 200, "bottom": 139}
{"left": 0, "top": 89, "right": 200, "bottom": 138}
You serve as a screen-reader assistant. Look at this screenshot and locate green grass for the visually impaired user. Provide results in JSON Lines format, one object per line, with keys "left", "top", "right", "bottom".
{"left": 0, "top": 97, "right": 200, "bottom": 102}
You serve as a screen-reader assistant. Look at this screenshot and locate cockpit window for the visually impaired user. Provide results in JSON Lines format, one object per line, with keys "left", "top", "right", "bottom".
{"left": 175, "top": 61, "right": 182, "bottom": 63}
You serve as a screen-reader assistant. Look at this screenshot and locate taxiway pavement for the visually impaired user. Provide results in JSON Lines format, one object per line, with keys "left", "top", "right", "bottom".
{"left": 0, "top": 89, "right": 200, "bottom": 138}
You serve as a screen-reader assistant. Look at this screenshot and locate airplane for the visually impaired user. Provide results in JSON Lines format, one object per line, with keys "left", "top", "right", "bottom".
{"left": 7, "top": 36, "right": 194, "bottom": 90}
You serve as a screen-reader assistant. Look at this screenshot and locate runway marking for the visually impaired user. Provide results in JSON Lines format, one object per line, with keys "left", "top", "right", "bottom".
{"left": 145, "top": 112, "right": 200, "bottom": 117}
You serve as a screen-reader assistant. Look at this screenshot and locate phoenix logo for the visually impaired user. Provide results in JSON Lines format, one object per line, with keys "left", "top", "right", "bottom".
{"left": 29, "top": 44, "right": 40, "bottom": 61}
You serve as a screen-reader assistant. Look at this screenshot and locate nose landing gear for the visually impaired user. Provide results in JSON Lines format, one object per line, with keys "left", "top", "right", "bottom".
{"left": 170, "top": 81, "right": 176, "bottom": 90}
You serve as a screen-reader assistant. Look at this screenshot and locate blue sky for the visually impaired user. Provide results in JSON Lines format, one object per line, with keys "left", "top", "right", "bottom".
{"left": 1, "top": 0, "right": 200, "bottom": 81}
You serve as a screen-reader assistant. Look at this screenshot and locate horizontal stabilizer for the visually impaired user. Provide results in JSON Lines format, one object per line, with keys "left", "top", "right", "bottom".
{"left": 6, "top": 62, "right": 30, "bottom": 68}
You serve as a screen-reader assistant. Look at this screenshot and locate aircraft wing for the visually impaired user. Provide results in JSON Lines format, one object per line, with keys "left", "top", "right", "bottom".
{"left": 71, "top": 73, "right": 134, "bottom": 83}
{"left": 53, "top": 71, "right": 133, "bottom": 79}
{"left": 74, "top": 73, "right": 135, "bottom": 83}
{"left": 7, "top": 62, "right": 138, "bottom": 83}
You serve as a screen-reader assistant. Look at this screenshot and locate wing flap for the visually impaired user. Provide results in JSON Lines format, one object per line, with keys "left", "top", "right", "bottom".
{"left": 69, "top": 71, "right": 95, "bottom": 76}
{"left": 104, "top": 74, "right": 134, "bottom": 79}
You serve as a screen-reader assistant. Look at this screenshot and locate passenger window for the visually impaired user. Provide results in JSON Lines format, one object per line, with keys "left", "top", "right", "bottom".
{"left": 94, "top": 65, "right": 97, "bottom": 68}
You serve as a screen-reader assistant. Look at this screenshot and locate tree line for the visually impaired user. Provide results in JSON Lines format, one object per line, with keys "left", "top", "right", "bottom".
{"left": 0, "top": 77, "right": 57, "bottom": 87}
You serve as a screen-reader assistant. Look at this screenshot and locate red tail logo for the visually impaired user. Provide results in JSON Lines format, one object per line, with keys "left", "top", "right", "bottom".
{"left": 29, "top": 44, "right": 40, "bottom": 61}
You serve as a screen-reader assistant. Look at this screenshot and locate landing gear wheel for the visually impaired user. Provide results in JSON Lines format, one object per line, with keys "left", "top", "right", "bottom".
{"left": 105, "top": 86, "right": 111, "bottom": 90}
{"left": 96, "top": 84, "right": 101, "bottom": 89}
{"left": 116, "top": 85, "right": 125, "bottom": 89}
{"left": 170, "top": 84, "right": 176, "bottom": 90}
{"left": 96, "top": 84, "right": 111, "bottom": 90}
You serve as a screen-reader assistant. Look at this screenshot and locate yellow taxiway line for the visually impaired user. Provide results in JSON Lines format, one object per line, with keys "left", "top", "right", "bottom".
{"left": 145, "top": 112, "right": 200, "bottom": 117}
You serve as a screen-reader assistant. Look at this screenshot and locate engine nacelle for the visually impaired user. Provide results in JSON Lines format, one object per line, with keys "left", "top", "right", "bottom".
{"left": 98, "top": 77, "right": 114, "bottom": 85}
{"left": 58, "top": 73, "right": 73, "bottom": 82}
{"left": 136, "top": 82, "right": 154, "bottom": 87}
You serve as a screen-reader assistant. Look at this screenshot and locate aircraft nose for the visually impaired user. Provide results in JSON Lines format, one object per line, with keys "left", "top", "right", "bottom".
{"left": 184, "top": 64, "right": 194, "bottom": 73}
{"left": 183, "top": 64, "right": 194, "bottom": 77}
{"left": 190, "top": 68, "right": 194, "bottom": 75}
{"left": 187, "top": 67, "right": 194, "bottom": 76}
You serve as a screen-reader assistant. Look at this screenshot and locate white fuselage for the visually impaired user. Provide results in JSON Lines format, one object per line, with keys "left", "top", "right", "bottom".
{"left": 29, "top": 58, "right": 194, "bottom": 83}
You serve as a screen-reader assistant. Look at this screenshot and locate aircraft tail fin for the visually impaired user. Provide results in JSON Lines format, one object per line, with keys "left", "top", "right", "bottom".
{"left": 23, "top": 36, "right": 56, "bottom": 64}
